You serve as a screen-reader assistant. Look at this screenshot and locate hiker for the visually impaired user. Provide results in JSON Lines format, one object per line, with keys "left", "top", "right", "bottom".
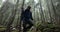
{"left": 21, "top": 6, "right": 33, "bottom": 32}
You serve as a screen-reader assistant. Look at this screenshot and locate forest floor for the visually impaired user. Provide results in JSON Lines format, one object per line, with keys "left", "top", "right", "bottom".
{"left": 0, "top": 26, "right": 38, "bottom": 32}
{"left": 0, "top": 23, "right": 60, "bottom": 32}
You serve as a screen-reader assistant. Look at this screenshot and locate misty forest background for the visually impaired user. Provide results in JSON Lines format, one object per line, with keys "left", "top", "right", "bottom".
{"left": 0, "top": 0, "right": 60, "bottom": 32}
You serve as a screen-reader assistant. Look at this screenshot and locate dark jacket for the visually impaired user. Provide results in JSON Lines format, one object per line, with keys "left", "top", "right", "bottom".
{"left": 21, "top": 9, "right": 33, "bottom": 21}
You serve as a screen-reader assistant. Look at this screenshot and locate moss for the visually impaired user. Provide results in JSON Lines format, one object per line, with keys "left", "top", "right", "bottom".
{"left": 0, "top": 26, "right": 6, "bottom": 31}
{"left": 35, "top": 22, "right": 60, "bottom": 32}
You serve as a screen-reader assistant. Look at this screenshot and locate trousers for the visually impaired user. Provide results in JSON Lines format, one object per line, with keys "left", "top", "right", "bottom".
{"left": 23, "top": 19, "right": 33, "bottom": 32}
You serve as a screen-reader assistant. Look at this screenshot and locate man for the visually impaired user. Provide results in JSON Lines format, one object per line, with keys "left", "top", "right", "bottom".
{"left": 21, "top": 6, "right": 33, "bottom": 32}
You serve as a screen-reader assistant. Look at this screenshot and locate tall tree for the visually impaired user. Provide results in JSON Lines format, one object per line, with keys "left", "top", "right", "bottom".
{"left": 19, "top": 0, "right": 25, "bottom": 32}
{"left": 5, "top": 0, "right": 19, "bottom": 32}
{"left": 39, "top": 0, "right": 45, "bottom": 23}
